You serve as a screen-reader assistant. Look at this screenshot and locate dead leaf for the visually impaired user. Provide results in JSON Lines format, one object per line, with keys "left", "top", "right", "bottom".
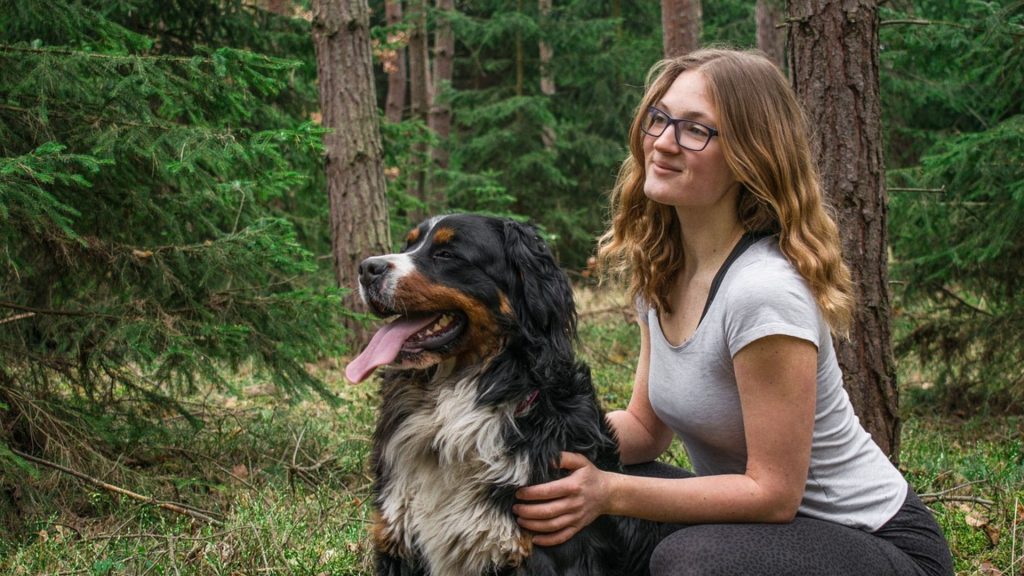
{"left": 231, "top": 463, "right": 249, "bottom": 481}
{"left": 983, "top": 523, "right": 1000, "bottom": 546}
{"left": 965, "top": 508, "right": 989, "bottom": 528}
{"left": 978, "top": 561, "right": 1003, "bottom": 575}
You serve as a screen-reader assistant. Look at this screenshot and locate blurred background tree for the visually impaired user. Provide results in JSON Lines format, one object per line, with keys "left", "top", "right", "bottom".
{"left": 0, "top": 0, "right": 348, "bottom": 466}
{"left": 881, "top": 0, "right": 1024, "bottom": 414}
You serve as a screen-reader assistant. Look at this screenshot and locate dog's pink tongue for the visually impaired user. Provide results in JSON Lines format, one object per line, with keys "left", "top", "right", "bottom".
{"left": 345, "top": 314, "right": 440, "bottom": 383}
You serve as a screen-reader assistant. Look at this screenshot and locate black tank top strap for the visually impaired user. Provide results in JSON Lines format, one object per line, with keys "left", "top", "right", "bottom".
{"left": 699, "top": 230, "right": 774, "bottom": 324}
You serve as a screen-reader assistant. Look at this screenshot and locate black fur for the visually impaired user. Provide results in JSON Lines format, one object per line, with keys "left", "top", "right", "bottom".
{"left": 357, "top": 214, "right": 661, "bottom": 575}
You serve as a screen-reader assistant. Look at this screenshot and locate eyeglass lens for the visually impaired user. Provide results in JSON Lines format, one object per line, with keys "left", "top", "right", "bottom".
{"left": 642, "top": 108, "right": 713, "bottom": 151}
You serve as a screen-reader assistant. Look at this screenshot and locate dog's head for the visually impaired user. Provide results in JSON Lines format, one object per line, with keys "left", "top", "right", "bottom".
{"left": 345, "top": 214, "right": 577, "bottom": 383}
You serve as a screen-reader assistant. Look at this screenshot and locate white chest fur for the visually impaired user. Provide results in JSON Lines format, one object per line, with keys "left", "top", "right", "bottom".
{"left": 378, "top": 376, "right": 532, "bottom": 576}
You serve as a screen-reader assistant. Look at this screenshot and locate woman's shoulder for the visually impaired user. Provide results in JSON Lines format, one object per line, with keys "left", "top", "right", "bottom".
{"left": 729, "top": 238, "right": 807, "bottom": 290}
{"left": 721, "top": 238, "right": 824, "bottom": 350}
{"left": 723, "top": 239, "right": 818, "bottom": 317}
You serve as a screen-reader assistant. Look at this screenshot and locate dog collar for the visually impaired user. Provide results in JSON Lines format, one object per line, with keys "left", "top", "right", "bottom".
{"left": 514, "top": 389, "right": 541, "bottom": 417}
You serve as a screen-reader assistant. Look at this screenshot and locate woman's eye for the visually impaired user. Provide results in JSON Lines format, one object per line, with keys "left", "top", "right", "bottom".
{"left": 684, "top": 123, "right": 709, "bottom": 138}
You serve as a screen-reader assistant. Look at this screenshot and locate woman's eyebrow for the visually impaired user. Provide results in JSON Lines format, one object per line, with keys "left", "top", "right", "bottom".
{"left": 655, "top": 101, "right": 713, "bottom": 122}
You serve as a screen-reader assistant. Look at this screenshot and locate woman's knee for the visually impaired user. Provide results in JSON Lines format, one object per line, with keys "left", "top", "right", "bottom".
{"left": 649, "top": 526, "right": 738, "bottom": 576}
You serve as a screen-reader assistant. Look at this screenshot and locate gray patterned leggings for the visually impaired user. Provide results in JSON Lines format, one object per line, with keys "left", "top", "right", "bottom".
{"left": 625, "top": 462, "right": 954, "bottom": 576}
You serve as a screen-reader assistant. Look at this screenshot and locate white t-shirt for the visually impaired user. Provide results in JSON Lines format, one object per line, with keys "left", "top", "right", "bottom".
{"left": 643, "top": 237, "right": 907, "bottom": 531}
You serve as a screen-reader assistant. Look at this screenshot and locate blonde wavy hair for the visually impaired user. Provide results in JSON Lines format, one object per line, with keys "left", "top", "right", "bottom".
{"left": 597, "top": 48, "right": 854, "bottom": 334}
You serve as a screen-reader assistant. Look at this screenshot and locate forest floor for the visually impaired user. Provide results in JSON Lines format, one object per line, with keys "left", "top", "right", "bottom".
{"left": 1, "top": 287, "right": 1022, "bottom": 575}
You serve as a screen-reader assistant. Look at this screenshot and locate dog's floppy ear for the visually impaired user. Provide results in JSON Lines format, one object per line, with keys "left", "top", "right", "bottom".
{"left": 501, "top": 219, "right": 577, "bottom": 355}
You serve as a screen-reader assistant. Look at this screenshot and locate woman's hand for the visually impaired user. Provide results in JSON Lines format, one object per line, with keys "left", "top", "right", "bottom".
{"left": 513, "top": 452, "right": 613, "bottom": 547}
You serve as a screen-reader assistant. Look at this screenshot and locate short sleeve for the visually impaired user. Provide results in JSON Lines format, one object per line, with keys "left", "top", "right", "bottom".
{"left": 722, "top": 263, "right": 823, "bottom": 358}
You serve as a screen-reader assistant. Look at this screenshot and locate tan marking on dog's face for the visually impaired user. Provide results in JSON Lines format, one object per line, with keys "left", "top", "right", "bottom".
{"left": 433, "top": 227, "right": 456, "bottom": 244}
{"left": 388, "top": 271, "right": 505, "bottom": 371}
{"left": 405, "top": 227, "right": 421, "bottom": 246}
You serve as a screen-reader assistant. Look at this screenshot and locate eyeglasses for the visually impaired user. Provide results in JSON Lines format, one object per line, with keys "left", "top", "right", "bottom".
{"left": 640, "top": 106, "right": 719, "bottom": 151}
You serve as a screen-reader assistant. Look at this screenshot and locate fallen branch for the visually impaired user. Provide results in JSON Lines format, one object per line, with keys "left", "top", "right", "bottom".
{"left": 919, "top": 494, "right": 995, "bottom": 507}
{"left": 10, "top": 447, "right": 224, "bottom": 526}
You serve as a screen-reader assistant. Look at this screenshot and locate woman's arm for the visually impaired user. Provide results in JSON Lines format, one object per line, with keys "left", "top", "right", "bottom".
{"left": 606, "top": 319, "right": 674, "bottom": 465}
{"left": 514, "top": 334, "right": 817, "bottom": 546}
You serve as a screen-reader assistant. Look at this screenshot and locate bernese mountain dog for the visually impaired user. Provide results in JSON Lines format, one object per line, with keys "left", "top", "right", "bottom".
{"left": 346, "top": 214, "right": 661, "bottom": 576}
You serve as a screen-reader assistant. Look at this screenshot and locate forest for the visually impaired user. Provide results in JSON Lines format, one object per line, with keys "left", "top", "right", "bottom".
{"left": 1, "top": 0, "right": 1022, "bottom": 574}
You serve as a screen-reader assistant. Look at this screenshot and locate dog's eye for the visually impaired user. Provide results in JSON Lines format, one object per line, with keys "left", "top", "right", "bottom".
{"left": 433, "top": 249, "right": 458, "bottom": 261}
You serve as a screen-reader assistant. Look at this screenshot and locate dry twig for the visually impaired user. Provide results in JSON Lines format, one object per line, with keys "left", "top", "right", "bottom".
{"left": 10, "top": 447, "right": 224, "bottom": 526}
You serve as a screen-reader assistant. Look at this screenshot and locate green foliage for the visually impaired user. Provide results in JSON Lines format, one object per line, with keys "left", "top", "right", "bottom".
{"left": 0, "top": 0, "right": 348, "bottom": 466}
{"left": 0, "top": 375, "right": 379, "bottom": 573}
{"left": 366, "top": 0, "right": 662, "bottom": 265}
{"left": 2, "top": 304, "right": 1020, "bottom": 574}
{"left": 882, "top": 0, "right": 1024, "bottom": 411}
{"left": 369, "top": 0, "right": 760, "bottom": 267}
{"left": 703, "top": 0, "right": 756, "bottom": 48}
{"left": 900, "top": 416, "right": 1024, "bottom": 573}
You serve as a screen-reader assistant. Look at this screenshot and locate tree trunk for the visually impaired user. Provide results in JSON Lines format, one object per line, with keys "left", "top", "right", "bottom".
{"left": 787, "top": 0, "right": 899, "bottom": 459}
{"left": 384, "top": 0, "right": 407, "bottom": 123}
{"left": 661, "top": 0, "right": 701, "bottom": 58}
{"left": 407, "top": 0, "right": 432, "bottom": 220}
{"left": 266, "top": 0, "right": 291, "bottom": 16}
{"left": 515, "top": 0, "right": 525, "bottom": 97}
{"left": 429, "top": 0, "right": 455, "bottom": 171}
{"left": 539, "top": 0, "right": 556, "bottom": 149}
{"left": 756, "top": 0, "right": 785, "bottom": 69}
{"left": 311, "top": 0, "right": 391, "bottom": 345}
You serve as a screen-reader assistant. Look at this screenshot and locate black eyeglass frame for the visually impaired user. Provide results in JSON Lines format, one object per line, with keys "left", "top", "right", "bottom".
{"left": 640, "top": 105, "right": 720, "bottom": 151}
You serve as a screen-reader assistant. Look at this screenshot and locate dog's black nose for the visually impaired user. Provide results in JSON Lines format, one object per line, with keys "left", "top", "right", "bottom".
{"left": 358, "top": 256, "right": 390, "bottom": 287}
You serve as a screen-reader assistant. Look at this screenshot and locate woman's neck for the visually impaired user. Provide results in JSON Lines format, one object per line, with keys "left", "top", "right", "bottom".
{"left": 675, "top": 208, "right": 746, "bottom": 277}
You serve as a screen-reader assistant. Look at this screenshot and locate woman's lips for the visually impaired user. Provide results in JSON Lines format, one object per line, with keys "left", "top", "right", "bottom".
{"left": 651, "top": 160, "right": 682, "bottom": 174}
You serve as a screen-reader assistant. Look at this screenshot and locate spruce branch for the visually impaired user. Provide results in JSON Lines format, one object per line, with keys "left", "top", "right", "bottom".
{"left": 879, "top": 19, "right": 969, "bottom": 28}
{"left": 0, "top": 300, "right": 119, "bottom": 320}
{"left": 938, "top": 286, "right": 993, "bottom": 317}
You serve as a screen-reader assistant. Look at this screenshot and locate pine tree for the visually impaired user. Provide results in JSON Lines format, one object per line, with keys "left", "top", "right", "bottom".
{"left": 882, "top": 0, "right": 1024, "bottom": 411}
{"left": 789, "top": 0, "right": 899, "bottom": 458}
{"left": 0, "top": 1, "right": 348, "bottom": 461}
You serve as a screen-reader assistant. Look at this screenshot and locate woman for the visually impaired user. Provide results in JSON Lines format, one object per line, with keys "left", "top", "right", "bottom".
{"left": 513, "top": 48, "right": 953, "bottom": 575}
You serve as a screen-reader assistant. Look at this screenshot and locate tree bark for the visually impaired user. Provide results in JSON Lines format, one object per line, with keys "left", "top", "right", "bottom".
{"left": 756, "top": 0, "right": 785, "bottom": 69}
{"left": 539, "top": 0, "right": 556, "bottom": 149}
{"left": 515, "top": 0, "right": 525, "bottom": 97}
{"left": 384, "top": 0, "right": 407, "bottom": 123}
{"left": 429, "top": 0, "right": 455, "bottom": 170}
{"left": 312, "top": 0, "right": 391, "bottom": 345}
{"left": 266, "top": 0, "right": 291, "bottom": 16}
{"left": 787, "top": 0, "right": 899, "bottom": 459}
{"left": 661, "top": 0, "right": 702, "bottom": 58}
{"left": 407, "top": 0, "right": 432, "bottom": 220}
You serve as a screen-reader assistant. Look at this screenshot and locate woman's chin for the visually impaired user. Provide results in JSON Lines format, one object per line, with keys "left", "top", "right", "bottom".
{"left": 643, "top": 181, "right": 680, "bottom": 206}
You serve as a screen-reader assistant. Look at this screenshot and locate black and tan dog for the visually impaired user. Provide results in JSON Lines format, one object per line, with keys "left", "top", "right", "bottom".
{"left": 346, "top": 214, "right": 660, "bottom": 576}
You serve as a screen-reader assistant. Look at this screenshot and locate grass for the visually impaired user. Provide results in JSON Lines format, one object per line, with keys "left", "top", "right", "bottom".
{"left": 1, "top": 287, "right": 1022, "bottom": 575}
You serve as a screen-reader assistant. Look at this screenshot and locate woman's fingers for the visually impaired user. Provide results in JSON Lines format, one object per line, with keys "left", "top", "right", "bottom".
{"left": 530, "top": 526, "right": 579, "bottom": 547}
